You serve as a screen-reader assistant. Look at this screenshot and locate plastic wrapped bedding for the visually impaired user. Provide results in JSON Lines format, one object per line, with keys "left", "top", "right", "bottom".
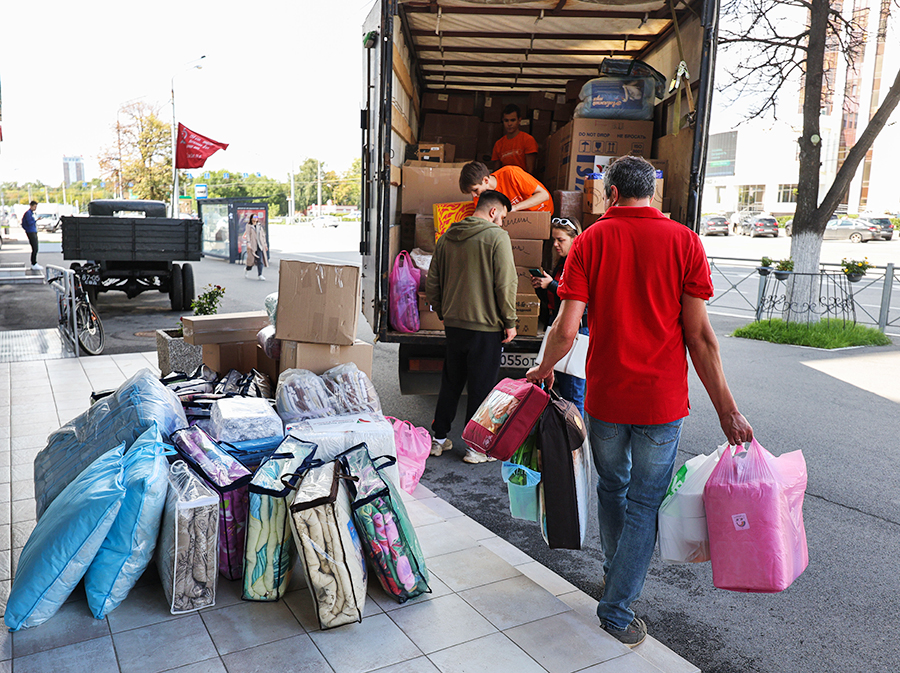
{"left": 290, "top": 461, "right": 367, "bottom": 629}
{"left": 339, "top": 444, "right": 429, "bottom": 603}
{"left": 243, "top": 437, "right": 317, "bottom": 601}
{"left": 209, "top": 397, "right": 283, "bottom": 443}
{"left": 321, "top": 363, "right": 381, "bottom": 415}
{"left": 257, "top": 324, "right": 281, "bottom": 359}
{"left": 276, "top": 369, "right": 336, "bottom": 422}
{"left": 287, "top": 413, "right": 399, "bottom": 487}
{"left": 265, "top": 291, "right": 278, "bottom": 325}
{"left": 34, "top": 368, "right": 188, "bottom": 520}
{"left": 155, "top": 461, "right": 219, "bottom": 614}
{"left": 172, "top": 426, "right": 253, "bottom": 580}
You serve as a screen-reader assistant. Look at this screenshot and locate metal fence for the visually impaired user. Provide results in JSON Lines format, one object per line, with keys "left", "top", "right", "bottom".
{"left": 706, "top": 257, "right": 898, "bottom": 334}
{"left": 45, "top": 265, "right": 80, "bottom": 358}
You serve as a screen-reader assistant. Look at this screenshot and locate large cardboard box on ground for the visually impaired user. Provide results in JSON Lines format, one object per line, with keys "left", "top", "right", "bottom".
{"left": 202, "top": 341, "right": 258, "bottom": 375}
{"left": 501, "top": 211, "right": 551, "bottom": 240}
{"left": 275, "top": 260, "right": 360, "bottom": 346}
{"left": 401, "top": 162, "right": 469, "bottom": 215}
{"left": 546, "top": 119, "right": 653, "bottom": 192}
{"left": 509, "top": 239, "right": 543, "bottom": 268}
{"left": 414, "top": 215, "right": 436, "bottom": 252}
{"left": 182, "top": 311, "right": 270, "bottom": 346}
{"left": 516, "top": 293, "right": 540, "bottom": 316}
{"left": 515, "top": 315, "right": 540, "bottom": 336}
{"left": 278, "top": 339, "right": 373, "bottom": 379}
{"left": 417, "top": 293, "right": 444, "bottom": 332}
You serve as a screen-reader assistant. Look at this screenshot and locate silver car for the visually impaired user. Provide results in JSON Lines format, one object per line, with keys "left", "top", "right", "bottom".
{"left": 699, "top": 215, "right": 729, "bottom": 236}
{"left": 824, "top": 218, "right": 879, "bottom": 243}
{"left": 857, "top": 216, "right": 894, "bottom": 241}
{"left": 741, "top": 216, "right": 779, "bottom": 237}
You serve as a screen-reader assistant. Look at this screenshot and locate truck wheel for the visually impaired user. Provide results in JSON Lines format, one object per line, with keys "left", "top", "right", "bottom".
{"left": 182, "top": 263, "right": 195, "bottom": 311}
{"left": 169, "top": 264, "right": 184, "bottom": 311}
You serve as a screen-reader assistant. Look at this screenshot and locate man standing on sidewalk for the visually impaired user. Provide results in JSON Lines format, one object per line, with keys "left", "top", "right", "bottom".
{"left": 426, "top": 190, "right": 518, "bottom": 464}
{"left": 21, "top": 201, "right": 42, "bottom": 271}
{"left": 527, "top": 156, "right": 753, "bottom": 647}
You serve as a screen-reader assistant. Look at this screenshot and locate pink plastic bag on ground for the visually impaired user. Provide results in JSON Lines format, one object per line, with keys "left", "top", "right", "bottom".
{"left": 704, "top": 438, "right": 808, "bottom": 593}
{"left": 389, "top": 252, "right": 421, "bottom": 333}
{"left": 386, "top": 417, "right": 431, "bottom": 494}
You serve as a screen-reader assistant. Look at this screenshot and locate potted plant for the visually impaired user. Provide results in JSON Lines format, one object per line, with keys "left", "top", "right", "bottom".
{"left": 157, "top": 284, "right": 226, "bottom": 375}
{"left": 841, "top": 257, "right": 872, "bottom": 283}
{"left": 758, "top": 256, "right": 774, "bottom": 276}
{"left": 773, "top": 258, "right": 793, "bottom": 281}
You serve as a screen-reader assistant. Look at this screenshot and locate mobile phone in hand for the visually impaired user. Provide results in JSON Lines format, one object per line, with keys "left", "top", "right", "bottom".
{"left": 529, "top": 268, "right": 544, "bottom": 277}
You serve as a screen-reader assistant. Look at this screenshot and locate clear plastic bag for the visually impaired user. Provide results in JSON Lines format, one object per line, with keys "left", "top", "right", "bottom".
{"left": 171, "top": 426, "right": 253, "bottom": 489}
{"left": 264, "top": 292, "right": 278, "bottom": 326}
{"left": 209, "top": 397, "right": 283, "bottom": 444}
{"left": 276, "top": 369, "right": 337, "bottom": 422}
{"left": 321, "top": 363, "right": 381, "bottom": 415}
{"left": 257, "top": 324, "right": 281, "bottom": 360}
{"left": 386, "top": 417, "right": 431, "bottom": 494}
{"left": 389, "top": 251, "right": 420, "bottom": 333}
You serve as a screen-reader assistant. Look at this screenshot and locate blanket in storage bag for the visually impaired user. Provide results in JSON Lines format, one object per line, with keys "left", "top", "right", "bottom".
{"left": 463, "top": 378, "right": 549, "bottom": 461}
{"left": 243, "top": 436, "right": 317, "bottom": 601}
{"left": 34, "top": 368, "right": 187, "bottom": 519}
{"left": 339, "top": 443, "right": 429, "bottom": 603}
{"left": 290, "top": 460, "right": 367, "bottom": 629}
{"left": 171, "top": 425, "right": 253, "bottom": 580}
{"left": 155, "top": 461, "right": 219, "bottom": 613}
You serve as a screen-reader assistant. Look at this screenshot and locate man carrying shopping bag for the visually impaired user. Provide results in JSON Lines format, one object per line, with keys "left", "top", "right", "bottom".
{"left": 526, "top": 156, "right": 753, "bottom": 648}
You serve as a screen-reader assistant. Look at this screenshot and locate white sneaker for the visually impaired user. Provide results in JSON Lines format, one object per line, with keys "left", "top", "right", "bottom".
{"left": 258, "top": 275, "right": 266, "bottom": 281}
{"left": 463, "top": 447, "right": 493, "bottom": 464}
{"left": 244, "top": 270, "right": 250, "bottom": 279}
{"left": 431, "top": 437, "right": 452, "bottom": 457}
{"left": 31, "top": 263, "right": 43, "bottom": 271}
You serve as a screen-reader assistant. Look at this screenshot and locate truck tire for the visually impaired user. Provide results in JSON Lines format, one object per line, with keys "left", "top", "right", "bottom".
{"left": 182, "top": 263, "right": 195, "bottom": 311}
{"left": 169, "top": 264, "right": 184, "bottom": 311}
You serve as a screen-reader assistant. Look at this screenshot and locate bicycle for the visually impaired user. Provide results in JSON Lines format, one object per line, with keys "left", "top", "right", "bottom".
{"left": 60, "top": 263, "right": 106, "bottom": 355}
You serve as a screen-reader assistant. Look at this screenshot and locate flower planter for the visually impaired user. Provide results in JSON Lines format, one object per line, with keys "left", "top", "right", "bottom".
{"left": 156, "top": 328, "right": 202, "bottom": 376}
{"left": 846, "top": 273, "right": 864, "bottom": 283}
{"left": 773, "top": 271, "right": 791, "bottom": 281}
{"left": 757, "top": 266, "right": 772, "bottom": 276}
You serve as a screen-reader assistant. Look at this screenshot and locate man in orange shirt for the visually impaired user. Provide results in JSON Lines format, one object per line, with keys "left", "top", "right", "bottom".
{"left": 459, "top": 161, "right": 552, "bottom": 213}
{"left": 491, "top": 104, "right": 539, "bottom": 174}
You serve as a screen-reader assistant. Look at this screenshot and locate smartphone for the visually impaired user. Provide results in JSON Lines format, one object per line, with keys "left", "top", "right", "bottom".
{"left": 529, "top": 268, "right": 544, "bottom": 277}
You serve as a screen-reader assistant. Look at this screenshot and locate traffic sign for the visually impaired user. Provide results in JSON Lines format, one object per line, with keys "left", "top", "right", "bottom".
{"left": 195, "top": 184, "right": 208, "bottom": 200}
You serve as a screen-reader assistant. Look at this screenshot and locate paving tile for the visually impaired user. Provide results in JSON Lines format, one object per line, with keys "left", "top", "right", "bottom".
{"left": 10, "top": 447, "right": 40, "bottom": 467}
{"left": 0, "top": 503, "right": 7, "bottom": 526}
{"left": 403, "top": 499, "right": 445, "bottom": 528}
{"left": 11, "top": 480, "right": 33, "bottom": 502}
{"left": 201, "top": 576, "right": 245, "bottom": 611}
{"left": 284, "top": 579, "right": 382, "bottom": 632}
{"left": 370, "top": 657, "right": 440, "bottom": 673}
{"left": 111, "top": 614, "right": 218, "bottom": 673}
{"left": 12, "top": 634, "right": 119, "bottom": 673}
{"left": 415, "top": 520, "right": 479, "bottom": 558}
{"left": 425, "top": 547, "right": 520, "bottom": 593}
{"left": 426, "top": 632, "right": 545, "bottom": 673}
{"left": 417, "top": 497, "right": 465, "bottom": 520}
{"left": 309, "top": 612, "right": 422, "bottom": 673}
{"left": 504, "top": 610, "right": 630, "bottom": 673}
{"left": 409, "top": 483, "right": 436, "bottom": 500}
{"left": 448, "top": 515, "right": 496, "bottom": 541}
{"left": 0, "top": 579, "right": 9, "bottom": 614}
{"left": 558, "top": 590, "right": 599, "bottom": 621}
{"left": 0, "top": 487, "right": 9, "bottom": 505}
{"left": 11, "top": 520, "right": 35, "bottom": 548}
{"left": 459, "top": 575, "right": 571, "bottom": 630}
{"left": 0, "top": 628, "right": 9, "bottom": 661}
{"left": 0, "top": 550, "right": 9, "bottom": 580}
{"left": 11, "top": 496, "right": 34, "bottom": 522}
{"left": 11, "top": 547, "right": 23, "bottom": 575}
{"left": 0, "top": 526, "right": 8, "bottom": 552}
{"left": 10, "top": 420, "right": 57, "bottom": 438}
{"left": 105, "top": 580, "right": 183, "bottom": 634}
{"left": 0, "top": 465, "right": 9, "bottom": 486}
{"left": 366, "top": 573, "right": 453, "bottom": 613}
{"left": 517, "top": 560, "right": 579, "bottom": 596}
{"left": 387, "top": 593, "right": 497, "bottom": 654}
{"left": 630, "top": 636, "right": 700, "bottom": 673}
{"left": 161, "top": 659, "right": 227, "bottom": 673}
{"left": 220, "top": 633, "right": 333, "bottom": 672}
{"left": 10, "top": 597, "right": 109, "bottom": 657}
{"left": 578, "top": 651, "right": 666, "bottom": 672}
{"left": 201, "top": 599, "right": 304, "bottom": 655}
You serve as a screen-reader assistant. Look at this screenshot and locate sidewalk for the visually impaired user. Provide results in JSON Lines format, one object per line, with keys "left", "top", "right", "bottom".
{"left": 0, "top": 352, "right": 699, "bottom": 673}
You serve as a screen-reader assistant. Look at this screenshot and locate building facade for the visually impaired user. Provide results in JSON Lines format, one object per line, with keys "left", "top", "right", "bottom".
{"left": 62, "top": 156, "right": 85, "bottom": 187}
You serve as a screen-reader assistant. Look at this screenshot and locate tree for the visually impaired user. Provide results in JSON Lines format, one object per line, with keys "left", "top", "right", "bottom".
{"left": 182, "top": 170, "right": 289, "bottom": 215}
{"left": 98, "top": 101, "right": 171, "bottom": 201}
{"left": 291, "top": 158, "right": 334, "bottom": 214}
{"left": 719, "top": 0, "right": 900, "bottom": 317}
{"left": 332, "top": 158, "right": 361, "bottom": 207}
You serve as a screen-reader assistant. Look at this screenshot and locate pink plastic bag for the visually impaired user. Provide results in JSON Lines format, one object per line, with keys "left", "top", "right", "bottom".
{"left": 389, "top": 251, "right": 421, "bottom": 333}
{"left": 386, "top": 417, "right": 431, "bottom": 494}
{"left": 703, "top": 438, "right": 808, "bottom": 593}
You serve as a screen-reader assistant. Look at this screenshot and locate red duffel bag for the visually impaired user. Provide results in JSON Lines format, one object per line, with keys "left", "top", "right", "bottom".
{"left": 462, "top": 378, "right": 550, "bottom": 461}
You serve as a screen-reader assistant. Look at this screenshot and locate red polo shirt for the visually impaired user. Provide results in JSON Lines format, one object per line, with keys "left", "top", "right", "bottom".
{"left": 557, "top": 206, "right": 713, "bottom": 424}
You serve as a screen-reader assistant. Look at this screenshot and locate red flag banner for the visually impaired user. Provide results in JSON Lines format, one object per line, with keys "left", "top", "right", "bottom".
{"left": 175, "top": 123, "right": 228, "bottom": 169}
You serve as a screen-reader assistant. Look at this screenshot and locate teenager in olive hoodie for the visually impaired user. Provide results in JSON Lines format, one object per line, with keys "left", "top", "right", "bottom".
{"left": 426, "top": 190, "right": 518, "bottom": 464}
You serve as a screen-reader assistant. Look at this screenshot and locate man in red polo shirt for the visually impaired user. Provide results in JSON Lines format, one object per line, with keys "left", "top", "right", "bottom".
{"left": 526, "top": 156, "right": 752, "bottom": 648}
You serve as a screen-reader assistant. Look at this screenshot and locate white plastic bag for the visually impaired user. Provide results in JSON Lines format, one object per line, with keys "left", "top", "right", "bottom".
{"left": 536, "top": 325, "right": 588, "bottom": 379}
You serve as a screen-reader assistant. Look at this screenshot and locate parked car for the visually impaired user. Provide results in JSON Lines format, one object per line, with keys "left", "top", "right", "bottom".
{"left": 310, "top": 215, "right": 341, "bottom": 228}
{"left": 741, "top": 215, "right": 779, "bottom": 237}
{"left": 825, "top": 217, "right": 879, "bottom": 242}
{"left": 35, "top": 213, "right": 61, "bottom": 232}
{"left": 784, "top": 218, "right": 793, "bottom": 237}
{"left": 699, "top": 215, "right": 729, "bottom": 236}
{"left": 857, "top": 215, "right": 894, "bottom": 241}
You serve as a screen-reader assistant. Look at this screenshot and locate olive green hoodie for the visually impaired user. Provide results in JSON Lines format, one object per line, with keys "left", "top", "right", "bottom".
{"left": 425, "top": 215, "right": 518, "bottom": 332}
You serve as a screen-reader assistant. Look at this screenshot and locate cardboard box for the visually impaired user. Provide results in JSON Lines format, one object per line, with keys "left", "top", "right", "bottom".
{"left": 516, "top": 293, "right": 540, "bottom": 316}
{"left": 476, "top": 122, "right": 503, "bottom": 161}
{"left": 546, "top": 119, "right": 654, "bottom": 191}
{"left": 414, "top": 215, "right": 436, "bottom": 252}
{"left": 256, "top": 344, "right": 280, "bottom": 383}
{"left": 422, "top": 92, "right": 450, "bottom": 112}
{"left": 433, "top": 201, "right": 476, "bottom": 240}
{"left": 415, "top": 143, "right": 456, "bottom": 163}
{"left": 515, "top": 315, "right": 540, "bottom": 336}
{"left": 501, "top": 211, "right": 551, "bottom": 240}
{"left": 554, "top": 96, "right": 575, "bottom": 122}
{"left": 275, "top": 260, "right": 360, "bottom": 346}
{"left": 401, "top": 163, "right": 468, "bottom": 215}
{"left": 417, "top": 293, "right": 444, "bottom": 332}
{"left": 516, "top": 266, "right": 539, "bottom": 294}
{"left": 202, "top": 341, "right": 258, "bottom": 375}
{"left": 483, "top": 95, "right": 503, "bottom": 123}
{"left": 553, "top": 190, "right": 583, "bottom": 221}
{"left": 528, "top": 91, "right": 558, "bottom": 111}
{"left": 182, "top": 311, "right": 271, "bottom": 346}
{"left": 566, "top": 78, "right": 591, "bottom": 101}
{"left": 422, "top": 114, "right": 480, "bottom": 142}
{"left": 509, "top": 238, "right": 543, "bottom": 268}
{"left": 583, "top": 177, "right": 607, "bottom": 215}
{"left": 390, "top": 164, "right": 402, "bottom": 186}
{"left": 447, "top": 95, "right": 476, "bottom": 116}
{"left": 583, "top": 211, "right": 603, "bottom": 228}
{"left": 278, "top": 339, "right": 373, "bottom": 379}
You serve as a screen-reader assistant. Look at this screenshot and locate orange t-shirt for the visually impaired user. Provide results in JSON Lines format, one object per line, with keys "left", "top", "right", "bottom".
{"left": 491, "top": 132, "right": 539, "bottom": 171}
{"left": 477, "top": 165, "right": 552, "bottom": 212}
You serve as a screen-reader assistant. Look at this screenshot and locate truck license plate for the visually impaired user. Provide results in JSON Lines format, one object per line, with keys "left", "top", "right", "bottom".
{"left": 500, "top": 352, "right": 539, "bottom": 369}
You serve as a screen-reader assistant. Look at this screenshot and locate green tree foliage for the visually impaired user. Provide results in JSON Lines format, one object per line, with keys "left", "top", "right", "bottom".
{"left": 98, "top": 101, "right": 171, "bottom": 201}
{"left": 181, "top": 170, "right": 289, "bottom": 215}
{"left": 332, "top": 158, "right": 361, "bottom": 208}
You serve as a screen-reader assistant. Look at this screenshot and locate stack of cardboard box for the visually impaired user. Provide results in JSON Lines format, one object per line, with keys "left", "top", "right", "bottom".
{"left": 182, "top": 311, "right": 273, "bottom": 379}
{"left": 504, "top": 211, "right": 551, "bottom": 336}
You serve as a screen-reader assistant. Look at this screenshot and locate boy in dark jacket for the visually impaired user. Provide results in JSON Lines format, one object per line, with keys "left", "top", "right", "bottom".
{"left": 426, "top": 191, "right": 518, "bottom": 464}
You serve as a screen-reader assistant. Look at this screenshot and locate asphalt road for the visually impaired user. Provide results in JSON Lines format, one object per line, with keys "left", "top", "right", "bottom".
{"left": 3, "top": 223, "right": 900, "bottom": 672}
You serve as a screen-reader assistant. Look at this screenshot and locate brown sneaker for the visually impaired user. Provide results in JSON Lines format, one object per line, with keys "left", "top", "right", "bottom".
{"left": 431, "top": 437, "right": 452, "bottom": 457}
{"left": 600, "top": 617, "right": 647, "bottom": 648}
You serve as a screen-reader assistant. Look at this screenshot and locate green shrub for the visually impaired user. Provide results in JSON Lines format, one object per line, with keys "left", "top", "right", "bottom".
{"left": 733, "top": 319, "right": 891, "bottom": 348}
{"left": 776, "top": 216, "right": 793, "bottom": 226}
{"left": 890, "top": 217, "right": 899, "bottom": 230}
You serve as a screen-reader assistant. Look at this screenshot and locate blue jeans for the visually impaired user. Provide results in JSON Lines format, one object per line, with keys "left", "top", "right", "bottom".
{"left": 554, "top": 325, "right": 589, "bottom": 418}
{"left": 588, "top": 415, "right": 683, "bottom": 630}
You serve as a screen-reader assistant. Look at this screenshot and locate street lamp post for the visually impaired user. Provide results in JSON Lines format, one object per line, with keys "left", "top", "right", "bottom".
{"left": 171, "top": 56, "right": 206, "bottom": 217}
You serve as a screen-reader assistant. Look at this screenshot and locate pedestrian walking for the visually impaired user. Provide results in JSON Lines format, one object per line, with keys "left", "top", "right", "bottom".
{"left": 21, "top": 201, "right": 41, "bottom": 271}
{"left": 426, "top": 190, "right": 518, "bottom": 464}
{"left": 244, "top": 214, "right": 268, "bottom": 281}
{"left": 527, "top": 156, "right": 753, "bottom": 647}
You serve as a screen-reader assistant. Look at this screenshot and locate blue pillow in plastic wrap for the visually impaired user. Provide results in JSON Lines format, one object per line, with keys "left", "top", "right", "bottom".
{"left": 84, "top": 423, "right": 171, "bottom": 619}
{"left": 34, "top": 368, "right": 188, "bottom": 520}
{"left": 575, "top": 76, "right": 656, "bottom": 121}
{"left": 5, "top": 444, "right": 127, "bottom": 631}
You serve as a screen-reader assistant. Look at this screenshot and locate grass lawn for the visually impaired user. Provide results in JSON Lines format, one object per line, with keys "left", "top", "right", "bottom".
{"left": 732, "top": 318, "right": 893, "bottom": 349}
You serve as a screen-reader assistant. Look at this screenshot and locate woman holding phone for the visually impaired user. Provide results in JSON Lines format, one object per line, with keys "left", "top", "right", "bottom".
{"left": 531, "top": 217, "right": 589, "bottom": 417}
